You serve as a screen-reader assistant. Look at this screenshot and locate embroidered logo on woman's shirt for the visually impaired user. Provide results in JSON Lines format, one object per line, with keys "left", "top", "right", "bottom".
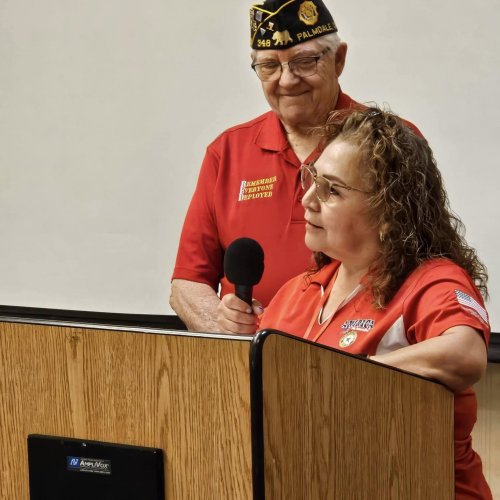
{"left": 339, "top": 330, "right": 358, "bottom": 348}
{"left": 340, "top": 319, "right": 375, "bottom": 332}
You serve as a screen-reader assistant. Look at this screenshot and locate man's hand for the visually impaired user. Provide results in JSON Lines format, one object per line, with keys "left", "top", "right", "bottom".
{"left": 217, "top": 294, "right": 263, "bottom": 335}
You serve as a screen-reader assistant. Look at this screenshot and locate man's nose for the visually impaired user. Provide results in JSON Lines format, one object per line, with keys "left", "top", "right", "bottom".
{"left": 278, "top": 65, "right": 301, "bottom": 86}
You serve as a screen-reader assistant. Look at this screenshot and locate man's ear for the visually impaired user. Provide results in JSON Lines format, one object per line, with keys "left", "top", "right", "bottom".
{"left": 335, "top": 42, "right": 348, "bottom": 77}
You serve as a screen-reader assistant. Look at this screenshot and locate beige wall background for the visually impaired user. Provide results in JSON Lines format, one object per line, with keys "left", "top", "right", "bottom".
{"left": 0, "top": 0, "right": 499, "bottom": 331}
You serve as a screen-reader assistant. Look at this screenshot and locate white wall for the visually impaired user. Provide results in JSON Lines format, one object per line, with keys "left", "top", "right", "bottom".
{"left": 0, "top": 0, "right": 499, "bottom": 329}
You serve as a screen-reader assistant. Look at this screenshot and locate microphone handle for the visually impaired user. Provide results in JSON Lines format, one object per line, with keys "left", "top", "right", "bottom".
{"left": 235, "top": 285, "right": 253, "bottom": 306}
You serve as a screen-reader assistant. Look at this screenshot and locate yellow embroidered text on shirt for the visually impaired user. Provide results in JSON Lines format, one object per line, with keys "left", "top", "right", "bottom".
{"left": 238, "top": 176, "right": 278, "bottom": 201}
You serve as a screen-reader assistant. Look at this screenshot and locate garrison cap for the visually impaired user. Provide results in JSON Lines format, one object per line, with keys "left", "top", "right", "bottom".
{"left": 250, "top": 0, "right": 337, "bottom": 50}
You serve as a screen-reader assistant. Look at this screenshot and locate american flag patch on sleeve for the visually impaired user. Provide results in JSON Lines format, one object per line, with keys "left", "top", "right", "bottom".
{"left": 454, "top": 290, "right": 489, "bottom": 325}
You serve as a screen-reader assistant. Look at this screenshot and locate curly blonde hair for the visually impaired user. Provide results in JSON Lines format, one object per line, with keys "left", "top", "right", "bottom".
{"left": 313, "top": 107, "right": 488, "bottom": 308}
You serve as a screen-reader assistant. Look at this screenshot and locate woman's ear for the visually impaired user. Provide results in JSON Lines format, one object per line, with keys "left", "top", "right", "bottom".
{"left": 379, "top": 221, "right": 390, "bottom": 242}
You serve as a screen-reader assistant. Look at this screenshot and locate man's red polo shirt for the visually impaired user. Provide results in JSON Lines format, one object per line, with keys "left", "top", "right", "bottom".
{"left": 172, "top": 91, "right": 361, "bottom": 306}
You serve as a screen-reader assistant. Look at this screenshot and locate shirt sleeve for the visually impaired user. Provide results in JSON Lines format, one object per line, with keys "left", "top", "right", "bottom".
{"left": 171, "top": 143, "right": 223, "bottom": 291}
{"left": 403, "top": 263, "right": 490, "bottom": 346}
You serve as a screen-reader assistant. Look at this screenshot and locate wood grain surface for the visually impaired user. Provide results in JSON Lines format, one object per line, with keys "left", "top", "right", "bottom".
{"left": 261, "top": 333, "right": 454, "bottom": 500}
{"left": 473, "top": 363, "right": 500, "bottom": 498}
{"left": 0, "top": 322, "right": 253, "bottom": 499}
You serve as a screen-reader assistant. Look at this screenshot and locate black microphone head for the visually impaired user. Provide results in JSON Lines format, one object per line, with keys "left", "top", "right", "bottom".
{"left": 224, "top": 237, "right": 265, "bottom": 286}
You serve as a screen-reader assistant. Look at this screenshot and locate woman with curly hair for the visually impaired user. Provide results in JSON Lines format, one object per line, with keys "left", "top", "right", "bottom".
{"left": 217, "top": 107, "right": 491, "bottom": 498}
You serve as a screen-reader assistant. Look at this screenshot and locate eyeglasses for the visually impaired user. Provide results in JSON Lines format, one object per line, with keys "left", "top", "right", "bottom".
{"left": 251, "top": 47, "right": 330, "bottom": 82}
{"left": 300, "top": 164, "right": 372, "bottom": 202}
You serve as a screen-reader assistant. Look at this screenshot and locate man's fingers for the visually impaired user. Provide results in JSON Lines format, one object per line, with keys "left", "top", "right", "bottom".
{"left": 221, "top": 293, "right": 253, "bottom": 313}
{"left": 217, "top": 293, "right": 259, "bottom": 334}
{"left": 219, "top": 318, "right": 258, "bottom": 335}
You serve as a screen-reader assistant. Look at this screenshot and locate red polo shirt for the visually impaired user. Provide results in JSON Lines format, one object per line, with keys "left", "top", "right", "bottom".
{"left": 172, "top": 91, "right": 362, "bottom": 306}
{"left": 259, "top": 259, "right": 492, "bottom": 499}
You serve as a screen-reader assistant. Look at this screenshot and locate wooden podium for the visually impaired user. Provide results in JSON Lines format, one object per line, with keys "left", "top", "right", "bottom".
{"left": 0, "top": 308, "right": 453, "bottom": 499}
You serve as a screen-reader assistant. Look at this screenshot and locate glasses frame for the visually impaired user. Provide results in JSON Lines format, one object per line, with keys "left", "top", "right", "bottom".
{"left": 300, "top": 163, "right": 372, "bottom": 202}
{"left": 251, "top": 47, "right": 330, "bottom": 82}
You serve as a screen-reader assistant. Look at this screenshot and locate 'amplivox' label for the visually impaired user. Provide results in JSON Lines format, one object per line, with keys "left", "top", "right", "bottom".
{"left": 67, "top": 456, "right": 112, "bottom": 475}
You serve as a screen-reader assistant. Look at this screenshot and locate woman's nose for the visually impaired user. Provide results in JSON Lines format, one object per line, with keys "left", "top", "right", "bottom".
{"left": 301, "top": 183, "right": 320, "bottom": 211}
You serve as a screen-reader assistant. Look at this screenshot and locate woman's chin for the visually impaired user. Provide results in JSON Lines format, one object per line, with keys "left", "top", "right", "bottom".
{"left": 304, "top": 234, "right": 324, "bottom": 254}
{"left": 304, "top": 237, "right": 340, "bottom": 261}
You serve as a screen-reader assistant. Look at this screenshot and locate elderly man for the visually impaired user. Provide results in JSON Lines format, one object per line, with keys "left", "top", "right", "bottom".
{"left": 170, "top": 0, "right": 418, "bottom": 332}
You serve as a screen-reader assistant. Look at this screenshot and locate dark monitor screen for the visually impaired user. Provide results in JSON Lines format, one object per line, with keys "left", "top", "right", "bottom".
{"left": 28, "top": 435, "right": 165, "bottom": 500}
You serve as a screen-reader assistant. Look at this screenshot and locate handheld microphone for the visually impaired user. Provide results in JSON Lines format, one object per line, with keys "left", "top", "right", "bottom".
{"left": 223, "top": 237, "right": 265, "bottom": 306}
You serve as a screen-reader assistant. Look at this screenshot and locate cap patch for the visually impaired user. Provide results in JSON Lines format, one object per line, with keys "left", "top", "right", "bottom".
{"left": 250, "top": 0, "right": 337, "bottom": 50}
{"left": 298, "top": 1, "right": 319, "bottom": 26}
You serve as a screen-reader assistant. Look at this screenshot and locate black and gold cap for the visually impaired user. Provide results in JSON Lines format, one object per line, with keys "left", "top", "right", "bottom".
{"left": 250, "top": 0, "right": 337, "bottom": 50}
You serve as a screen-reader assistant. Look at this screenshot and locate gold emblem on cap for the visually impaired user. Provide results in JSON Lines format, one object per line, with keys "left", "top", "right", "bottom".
{"left": 298, "top": 1, "right": 319, "bottom": 26}
{"left": 272, "top": 30, "right": 294, "bottom": 46}
{"left": 339, "top": 330, "right": 358, "bottom": 348}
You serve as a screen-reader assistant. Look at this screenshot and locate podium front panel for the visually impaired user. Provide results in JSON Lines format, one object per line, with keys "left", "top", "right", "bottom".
{"left": 252, "top": 331, "right": 454, "bottom": 500}
{"left": 0, "top": 319, "right": 253, "bottom": 499}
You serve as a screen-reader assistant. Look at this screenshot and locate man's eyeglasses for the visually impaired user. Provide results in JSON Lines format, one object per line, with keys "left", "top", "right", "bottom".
{"left": 300, "top": 164, "right": 372, "bottom": 202}
{"left": 251, "top": 47, "right": 330, "bottom": 82}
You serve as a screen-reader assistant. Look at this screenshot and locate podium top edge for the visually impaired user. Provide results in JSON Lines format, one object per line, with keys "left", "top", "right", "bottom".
{"left": 0, "top": 304, "right": 186, "bottom": 328}
{"left": 0, "top": 305, "right": 253, "bottom": 342}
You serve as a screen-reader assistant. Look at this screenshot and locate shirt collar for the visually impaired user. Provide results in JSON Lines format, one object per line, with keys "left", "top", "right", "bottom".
{"left": 305, "top": 260, "right": 367, "bottom": 313}
{"left": 305, "top": 260, "right": 341, "bottom": 290}
{"left": 254, "top": 111, "right": 288, "bottom": 152}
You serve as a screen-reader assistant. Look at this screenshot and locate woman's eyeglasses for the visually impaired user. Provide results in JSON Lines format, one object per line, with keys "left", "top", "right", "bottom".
{"left": 300, "top": 163, "right": 372, "bottom": 202}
